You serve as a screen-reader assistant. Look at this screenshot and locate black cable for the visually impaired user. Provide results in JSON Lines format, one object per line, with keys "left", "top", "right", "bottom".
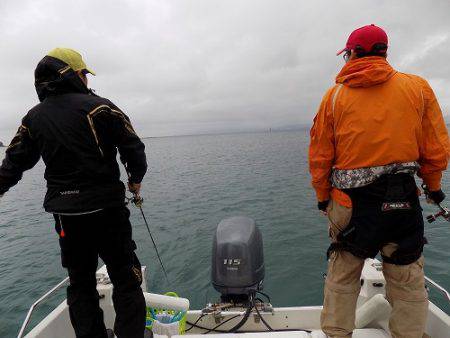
{"left": 185, "top": 314, "right": 206, "bottom": 332}
{"left": 185, "top": 321, "right": 312, "bottom": 334}
{"left": 256, "top": 290, "right": 271, "bottom": 303}
{"left": 185, "top": 294, "right": 312, "bottom": 334}
{"left": 203, "top": 314, "right": 242, "bottom": 334}
{"left": 185, "top": 320, "right": 234, "bottom": 334}
{"left": 253, "top": 299, "right": 273, "bottom": 331}
{"left": 208, "top": 297, "right": 254, "bottom": 334}
{"left": 227, "top": 300, "right": 253, "bottom": 333}
{"left": 186, "top": 297, "right": 254, "bottom": 334}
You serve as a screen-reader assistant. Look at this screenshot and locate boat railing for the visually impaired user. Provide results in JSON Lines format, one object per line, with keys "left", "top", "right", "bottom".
{"left": 425, "top": 276, "right": 450, "bottom": 302}
{"left": 17, "top": 276, "right": 69, "bottom": 338}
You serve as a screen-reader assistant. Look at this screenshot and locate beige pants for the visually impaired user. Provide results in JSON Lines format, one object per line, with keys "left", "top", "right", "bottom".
{"left": 321, "top": 199, "right": 428, "bottom": 338}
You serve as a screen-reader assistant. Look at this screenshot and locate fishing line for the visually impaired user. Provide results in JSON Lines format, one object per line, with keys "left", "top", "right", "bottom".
{"left": 134, "top": 196, "right": 171, "bottom": 285}
{"left": 123, "top": 163, "right": 171, "bottom": 286}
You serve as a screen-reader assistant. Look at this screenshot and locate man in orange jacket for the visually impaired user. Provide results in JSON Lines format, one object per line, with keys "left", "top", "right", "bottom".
{"left": 309, "top": 24, "right": 450, "bottom": 337}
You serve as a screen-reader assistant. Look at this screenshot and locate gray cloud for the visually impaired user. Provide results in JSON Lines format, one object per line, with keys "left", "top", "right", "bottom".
{"left": 1, "top": 0, "right": 449, "bottom": 141}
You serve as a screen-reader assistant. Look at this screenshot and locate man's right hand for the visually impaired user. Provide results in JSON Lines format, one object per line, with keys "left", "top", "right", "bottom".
{"left": 426, "top": 189, "right": 446, "bottom": 205}
{"left": 318, "top": 200, "right": 329, "bottom": 215}
{"left": 128, "top": 182, "right": 141, "bottom": 196}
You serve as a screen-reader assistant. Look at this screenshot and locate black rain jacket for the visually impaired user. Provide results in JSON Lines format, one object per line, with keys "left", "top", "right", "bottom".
{"left": 0, "top": 56, "right": 147, "bottom": 213}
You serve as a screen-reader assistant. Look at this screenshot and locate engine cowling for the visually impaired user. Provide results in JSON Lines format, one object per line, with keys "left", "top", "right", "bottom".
{"left": 211, "top": 216, "right": 265, "bottom": 301}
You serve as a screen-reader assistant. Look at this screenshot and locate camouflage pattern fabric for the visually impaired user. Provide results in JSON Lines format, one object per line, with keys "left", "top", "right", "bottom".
{"left": 331, "top": 162, "right": 419, "bottom": 189}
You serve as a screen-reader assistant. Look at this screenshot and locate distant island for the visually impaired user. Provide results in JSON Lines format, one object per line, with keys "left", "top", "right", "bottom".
{"left": 0, "top": 141, "right": 5, "bottom": 147}
{"left": 140, "top": 124, "right": 311, "bottom": 139}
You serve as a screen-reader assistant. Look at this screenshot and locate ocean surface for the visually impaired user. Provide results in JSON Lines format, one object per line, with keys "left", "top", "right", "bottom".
{"left": 0, "top": 130, "right": 449, "bottom": 337}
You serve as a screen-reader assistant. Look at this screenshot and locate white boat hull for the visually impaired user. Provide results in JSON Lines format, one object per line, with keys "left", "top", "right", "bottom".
{"left": 23, "top": 259, "right": 450, "bottom": 338}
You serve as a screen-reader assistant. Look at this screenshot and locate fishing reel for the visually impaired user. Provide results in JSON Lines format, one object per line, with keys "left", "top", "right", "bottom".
{"left": 426, "top": 205, "right": 450, "bottom": 223}
{"left": 125, "top": 194, "right": 144, "bottom": 208}
{"left": 422, "top": 184, "right": 450, "bottom": 223}
{"left": 132, "top": 195, "right": 144, "bottom": 207}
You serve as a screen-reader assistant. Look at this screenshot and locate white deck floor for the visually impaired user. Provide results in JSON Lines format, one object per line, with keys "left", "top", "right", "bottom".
{"left": 168, "top": 329, "right": 390, "bottom": 337}
{"left": 22, "top": 260, "right": 450, "bottom": 338}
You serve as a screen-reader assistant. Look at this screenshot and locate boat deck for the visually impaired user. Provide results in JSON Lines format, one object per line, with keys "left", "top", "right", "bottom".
{"left": 172, "top": 329, "right": 390, "bottom": 337}
{"left": 22, "top": 260, "right": 450, "bottom": 338}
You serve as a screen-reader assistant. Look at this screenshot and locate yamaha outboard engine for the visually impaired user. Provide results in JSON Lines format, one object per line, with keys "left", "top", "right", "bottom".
{"left": 212, "top": 216, "right": 265, "bottom": 303}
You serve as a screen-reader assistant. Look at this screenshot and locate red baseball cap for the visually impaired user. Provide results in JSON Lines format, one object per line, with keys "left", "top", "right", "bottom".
{"left": 336, "top": 24, "right": 388, "bottom": 56}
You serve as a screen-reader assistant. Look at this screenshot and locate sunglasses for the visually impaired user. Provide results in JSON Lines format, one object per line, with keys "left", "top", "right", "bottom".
{"left": 343, "top": 50, "right": 351, "bottom": 62}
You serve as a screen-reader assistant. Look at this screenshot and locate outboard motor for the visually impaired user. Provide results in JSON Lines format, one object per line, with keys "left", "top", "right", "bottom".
{"left": 212, "top": 216, "right": 265, "bottom": 303}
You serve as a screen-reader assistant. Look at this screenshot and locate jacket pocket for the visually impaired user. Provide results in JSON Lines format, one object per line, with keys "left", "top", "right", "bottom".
{"left": 327, "top": 199, "right": 353, "bottom": 242}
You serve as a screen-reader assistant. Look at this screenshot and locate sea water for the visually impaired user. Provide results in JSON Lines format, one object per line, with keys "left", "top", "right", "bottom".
{"left": 0, "top": 130, "right": 449, "bottom": 336}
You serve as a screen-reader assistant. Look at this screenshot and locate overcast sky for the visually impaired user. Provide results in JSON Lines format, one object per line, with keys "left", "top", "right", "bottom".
{"left": 1, "top": 0, "right": 449, "bottom": 141}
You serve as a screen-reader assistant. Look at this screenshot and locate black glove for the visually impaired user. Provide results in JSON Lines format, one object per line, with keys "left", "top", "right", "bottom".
{"left": 318, "top": 200, "right": 329, "bottom": 212}
{"left": 427, "top": 189, "right": 446, "bottom": 204}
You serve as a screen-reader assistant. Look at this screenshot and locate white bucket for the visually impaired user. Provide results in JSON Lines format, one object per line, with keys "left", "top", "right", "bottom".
{"left": 152, "top": 320, "right": 181, "bottom": 337}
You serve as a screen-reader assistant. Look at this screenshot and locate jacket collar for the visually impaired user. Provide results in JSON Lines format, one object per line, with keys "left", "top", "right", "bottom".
{"left": 336, "top": 56, "right": 397, "bottom": 88}
{"left": 34, "top": 56, "right": 90, "bottom": 102}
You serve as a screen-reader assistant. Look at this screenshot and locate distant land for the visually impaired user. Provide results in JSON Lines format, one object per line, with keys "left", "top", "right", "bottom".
{"left": 141, "top": 124, "right": 311, "bottom": 140}
{"left": 0, "top": 141, "right": 5, "bottom": 147}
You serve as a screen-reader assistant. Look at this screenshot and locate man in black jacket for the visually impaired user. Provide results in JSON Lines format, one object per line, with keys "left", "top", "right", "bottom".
{"left": 0, "top": 48, "right": 148, "bottom": 338}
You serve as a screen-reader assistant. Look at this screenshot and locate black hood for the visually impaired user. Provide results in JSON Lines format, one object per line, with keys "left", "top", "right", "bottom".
{"left": 34, "top": 56, "right": 90, "bottom": 102}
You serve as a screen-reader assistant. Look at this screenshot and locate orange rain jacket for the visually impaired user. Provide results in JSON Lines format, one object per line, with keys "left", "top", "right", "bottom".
{"left": 309, "top": 56, "right": 450, "bottom": 207}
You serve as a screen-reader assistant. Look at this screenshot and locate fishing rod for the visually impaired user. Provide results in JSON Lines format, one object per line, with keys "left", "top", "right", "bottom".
{"left": 422, "top": 184, "right": 450, "bottom": 223}
{"left": 123, "top": 163, "right": 171, "bottom": 286}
